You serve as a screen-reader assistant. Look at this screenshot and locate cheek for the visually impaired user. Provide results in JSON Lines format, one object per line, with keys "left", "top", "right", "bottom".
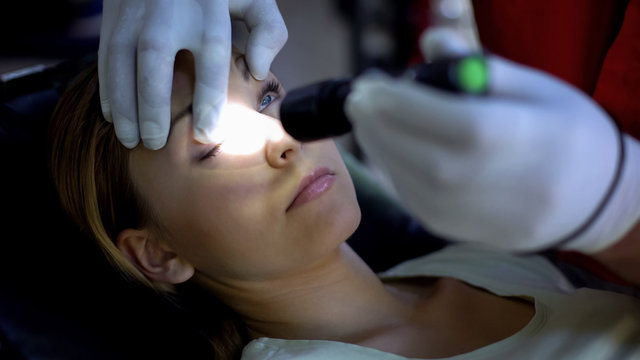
{"left": 159, "top": 172, "right": 288, "bottom": 277}
{"left": 140, "top": 139, "right": 363, "bottom": 281}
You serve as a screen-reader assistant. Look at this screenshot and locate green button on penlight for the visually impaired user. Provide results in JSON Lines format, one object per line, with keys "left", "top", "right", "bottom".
{"left": 456, "top": 56, "right": 489, "bottom": 94}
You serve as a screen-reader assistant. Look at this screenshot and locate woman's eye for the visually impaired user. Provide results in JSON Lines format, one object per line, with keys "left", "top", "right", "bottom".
{"left": 259, "top": 94, "right": 276, "bottom": 112}
{"left": 258, "top": 78, "right": 282, "bottom": 112}
{"left": 200, "top": 143, "right": 222, "bottom": 161}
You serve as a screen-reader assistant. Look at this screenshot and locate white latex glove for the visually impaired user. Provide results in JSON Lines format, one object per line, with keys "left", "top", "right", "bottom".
{"left": 345, "top": 28, "right": 640, "bottom": 253}
{"left": 98, "top": 0, "right": 287, "bottom": 149}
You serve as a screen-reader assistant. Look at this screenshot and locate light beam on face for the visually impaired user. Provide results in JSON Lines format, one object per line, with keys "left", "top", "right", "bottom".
{"left": 213, "top": 102, "right": 286, "bottom": 156}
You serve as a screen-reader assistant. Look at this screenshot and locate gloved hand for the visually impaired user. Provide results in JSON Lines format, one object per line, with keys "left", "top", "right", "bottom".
{"left": 345, "top": 28, "right": 640, "bottom": 253}
{"left": 98, "top": 0, "right": 287, "bottom": 149}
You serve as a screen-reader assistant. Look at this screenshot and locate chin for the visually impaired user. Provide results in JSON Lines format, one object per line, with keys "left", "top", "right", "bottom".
{"left": 332, "top": 171, "right": 362, "bottom": 241}
{"left": 324, "top": 189, "right": 362, "bottom": 247}
{"left": 340, "top": 200, "right": 362, "bottom": 241}
{"left": 299, "top": 193, "right": 361, "bottom": 254}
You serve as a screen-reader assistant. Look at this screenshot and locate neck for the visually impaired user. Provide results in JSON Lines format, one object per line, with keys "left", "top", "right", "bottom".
{"left": 196, "top": 243, "right": 415, "bottom": 342}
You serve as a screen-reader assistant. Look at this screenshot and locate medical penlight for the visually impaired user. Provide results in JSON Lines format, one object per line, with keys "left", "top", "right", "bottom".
{"left": 279, "top": 54, "right": 488, "bottom": 143}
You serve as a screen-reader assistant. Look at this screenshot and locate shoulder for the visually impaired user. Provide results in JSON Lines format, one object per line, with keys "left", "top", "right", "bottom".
{"left": 242, "top": 338, "right": 406, "bottom": 360}
{"left": 379, "top": 244, "right": 575, "bottom": 296}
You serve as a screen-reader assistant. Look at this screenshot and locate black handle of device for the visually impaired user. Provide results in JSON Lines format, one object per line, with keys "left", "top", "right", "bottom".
{"left": 279, "top": 55, "right": 488, "bottom": 142}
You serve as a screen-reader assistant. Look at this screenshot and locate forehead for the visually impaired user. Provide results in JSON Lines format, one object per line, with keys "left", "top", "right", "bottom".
{"left": 170, "top": 51, "right": 197, "bottom": 122}
{"left": 170, "top": 48, "right": 245, "bottom": 124}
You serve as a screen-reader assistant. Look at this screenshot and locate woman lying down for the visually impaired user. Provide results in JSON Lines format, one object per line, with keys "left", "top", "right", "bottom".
{"left": 49, "top": 50, "right": 640, "bottom": 359}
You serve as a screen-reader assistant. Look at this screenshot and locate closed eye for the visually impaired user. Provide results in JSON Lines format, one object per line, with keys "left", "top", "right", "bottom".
{"left": 199, "top": 143, "right": 223, "bottom": 161}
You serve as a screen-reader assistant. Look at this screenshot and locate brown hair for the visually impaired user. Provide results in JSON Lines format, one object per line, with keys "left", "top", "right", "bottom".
{"left": 48, "top": 63, "right": 248, "bottom": 359}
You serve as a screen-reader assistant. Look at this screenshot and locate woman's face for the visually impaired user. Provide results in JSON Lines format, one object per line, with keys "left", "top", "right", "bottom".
{"left": 129, "top": 51, "right": 361, "bottom": 282}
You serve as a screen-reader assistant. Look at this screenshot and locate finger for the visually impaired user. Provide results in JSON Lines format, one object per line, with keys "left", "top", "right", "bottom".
{"left": 356, "top": 107, "right": 442, "bottom": 184}
{"left": 191, "top": 0, "right": 232, "bottom": 143}
{"left": 419, "top": 26, "right": 474, "bottom": 62}
{"left": 97, "top": 0, "right": 122, "bottom": 123}
{"left": 231, "top": 19, "right": 249, "bottom": 51}
{"left": 235, "top": 0, "right": 288, "bottom": 80}
{"left": 349, "top": 71, "right": 535, "bottom": 151}
{"left": 106, "top": 0, "right": 145, "bottom": 149}
{"left": 346, "top": 73, "right": 482, "bottom": 145}
{"left": 137, "top": 0, "right": 176, "bottom": 150}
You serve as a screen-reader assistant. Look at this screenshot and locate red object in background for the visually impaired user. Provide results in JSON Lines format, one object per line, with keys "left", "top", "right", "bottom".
{"left": 409, "top": 0, "right": 639, "bottom": 286}
{"left": 471, "top": 0, "right": 627, "bottom": 95}
{"left": 594, "top": 0, "right": 640, "bottom": 139}
{"left": 411, "top": 0, "right": 639, "bottom": 138}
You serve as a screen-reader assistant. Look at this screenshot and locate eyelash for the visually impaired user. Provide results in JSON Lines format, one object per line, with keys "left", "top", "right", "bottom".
{"left": 200, "top": 143, "right": 222, "bottom": 160}
{"left": 259, "top": 79, "right": 282, "bottom": 112}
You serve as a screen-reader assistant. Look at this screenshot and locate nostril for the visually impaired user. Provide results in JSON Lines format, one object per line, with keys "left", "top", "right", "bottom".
{"left": 281, "top": 149, "right": 293, "bottom": 159}
{"left": 266, "top": 136, "right": 300, "bottom": 167}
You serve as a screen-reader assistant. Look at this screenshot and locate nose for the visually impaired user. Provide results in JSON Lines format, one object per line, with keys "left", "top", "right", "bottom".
{"left": 266, "top": 119, "right": 301, "bottom": 168}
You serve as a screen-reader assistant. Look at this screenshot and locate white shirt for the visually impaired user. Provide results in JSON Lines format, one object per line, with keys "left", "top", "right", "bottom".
{"left": 241, "top": 245, "right": 640, "bottom": 359}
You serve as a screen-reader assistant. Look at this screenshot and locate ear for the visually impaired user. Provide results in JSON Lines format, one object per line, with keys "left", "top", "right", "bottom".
{"left": 116, "top": 229, "right": 195, "bottom": 284}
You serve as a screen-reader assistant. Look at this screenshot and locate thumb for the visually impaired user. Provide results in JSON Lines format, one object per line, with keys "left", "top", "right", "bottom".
{"left": 244, "top": 27, "right": 287, "bottom": 80}
{"left": 419, "top": 26, "right": 475, "bottom": 62}
{"left": 239, "top": 0, "right": 288, "bottom": 80}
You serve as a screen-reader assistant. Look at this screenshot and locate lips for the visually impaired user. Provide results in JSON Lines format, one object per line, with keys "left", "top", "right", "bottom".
{"left": 287, "top": 167, "right": 336, "bottom": 211}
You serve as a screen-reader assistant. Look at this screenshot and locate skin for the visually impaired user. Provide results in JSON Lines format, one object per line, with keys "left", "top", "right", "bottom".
{"left": 125, "top": 50, "right": 361, "bottom": 282}
{"left": 594, "top": 223, "right": 640, "bottom": 285}
{"left": 117, "top": 50, "right": 535, "bottom": 358}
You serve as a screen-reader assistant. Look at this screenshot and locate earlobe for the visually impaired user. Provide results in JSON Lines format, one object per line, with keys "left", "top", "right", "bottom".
{"left": 116, "top": 229, "right": 195, "bottom": 284}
